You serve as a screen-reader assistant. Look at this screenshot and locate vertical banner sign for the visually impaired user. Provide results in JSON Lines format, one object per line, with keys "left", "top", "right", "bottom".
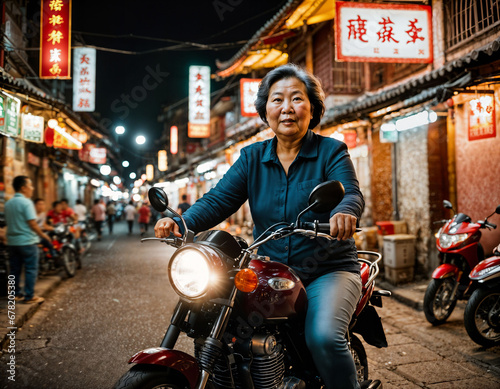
{"left": 0, "top": 93, "right": 5, "bottom": 134}
{"left": 146, "top": 164, "right": 154, "bottom": 181}
{"left": 5, "top": 95, "right": 20, "bottom": 137}
{"left": 170, "top": 125, "right": 178, "bottom": 154}
{"left": 240, "top": 78, "right": 261, "bottom": 117}
{"left": 158, "top": 150, "right": 168, "bottom": 171}
{"left": 468, "top": 96, "right": 496, "bottom": 141}
{"left": 40, "top": 0, "right": 71, "bottom": 79}
{"left": 188, "top": 66, "right": 211, "bottom": 138}
{"left": 335, "top": 2, "right": 432, "bottom": 63}
{"left": 22, "top": 114, "right": 45, "bottom": 143}
{"left": 73, "top": 47, "right": 96, "bottom": 111}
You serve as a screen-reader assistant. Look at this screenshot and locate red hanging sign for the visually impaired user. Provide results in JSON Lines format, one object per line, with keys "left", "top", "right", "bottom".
{"left": 240, "top": 79, "right": 261, "bottom": 117}
{"left": 40, "top": 0, "right": 72, "bottom": 79}
{"left": 468, "top": 95, "right": 496, "bottom": 141}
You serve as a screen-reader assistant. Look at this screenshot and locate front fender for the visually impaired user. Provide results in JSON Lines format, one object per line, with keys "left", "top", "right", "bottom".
{"left": 432, "top": 263, "right": 460, "bottom": 280}
{"left": 129, "top": 347, "right": 199, "bottom": 389}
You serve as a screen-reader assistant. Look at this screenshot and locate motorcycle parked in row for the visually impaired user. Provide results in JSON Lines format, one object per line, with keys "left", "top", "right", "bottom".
{"left": 464, "top": 243, "right": 500, "bottom": 347}
{"left": 38, "top": 223, "right": 79, "bottom": 277}
{"left": 424, "top": 201, "right": 499, "bottom": 325}
{"left": 114, "top": 181, "right": 389, "bottom": 389}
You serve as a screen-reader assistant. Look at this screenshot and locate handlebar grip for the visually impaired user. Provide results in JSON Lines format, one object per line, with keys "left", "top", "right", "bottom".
{"left": 317, "top": 223, "right": 331, "bottom": 233}
{"left": 488, "top": 222, "right": 497, "bottom": 229}
{"left": 302, "top": 222, "right": 362, "bottom": 234}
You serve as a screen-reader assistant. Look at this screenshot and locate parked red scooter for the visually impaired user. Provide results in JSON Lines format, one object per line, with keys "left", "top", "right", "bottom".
{"left": 424, "top": 202, "right": 499, "bottom": 325}
{"left": 114, "top": 181, "right": 388, "bottom": 389}
{"left": 464, "top": 243, "right": 500, "bottom": 347}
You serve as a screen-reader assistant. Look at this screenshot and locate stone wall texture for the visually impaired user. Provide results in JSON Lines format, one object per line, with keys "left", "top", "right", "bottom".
{"left": 371, "top": 132, "right": 393, "bottom": 222}
{"left": 454, "top": 88, "right": 500, "bottom": 254}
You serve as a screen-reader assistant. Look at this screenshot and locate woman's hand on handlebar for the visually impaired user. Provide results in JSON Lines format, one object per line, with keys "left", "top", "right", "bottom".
{"left": 154, "top": 217, "right": 182, "bottom": 238}
{"left": 329, "top": 213, "right": 357, "bottom": 241}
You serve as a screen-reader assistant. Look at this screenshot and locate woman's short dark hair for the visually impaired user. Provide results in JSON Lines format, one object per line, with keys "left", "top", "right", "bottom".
{"left": 255, "top": 63, "right": 325, "bottom": 129}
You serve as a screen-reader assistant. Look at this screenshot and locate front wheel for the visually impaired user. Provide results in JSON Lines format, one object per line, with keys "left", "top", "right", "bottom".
{"left": 113, "top": 365, "right": 190, "bottom": 389}
{"left": 61, "top": 247, "right": 77, "bottom": 277}
{"left": 423, "top": 278, "right": 458, "bottom": 325}
{"left": 464, "top": 288, "right": 500, "bottom": 348}
{"left": 350, "top": 334, "right": 369, "bottom": 384}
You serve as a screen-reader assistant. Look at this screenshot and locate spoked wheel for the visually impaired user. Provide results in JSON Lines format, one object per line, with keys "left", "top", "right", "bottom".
{"left": 61, "top": 247, "right": 77, "bottom": 277}
{"left": 113, "top": 365, "right": 190, "bottom": 389}
{"left": 423, "top": 278, "right": 458, "bottom": 325}
{"left": 464, "top": 288, "right": 500, "bottom": 348}
{"left": 350, "top": 334, "right": 369, "bottom": 384}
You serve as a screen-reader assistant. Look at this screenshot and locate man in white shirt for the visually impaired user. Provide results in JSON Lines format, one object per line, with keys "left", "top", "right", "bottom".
{"left": 124, "top": 201, "right": 136, "bottom": 235}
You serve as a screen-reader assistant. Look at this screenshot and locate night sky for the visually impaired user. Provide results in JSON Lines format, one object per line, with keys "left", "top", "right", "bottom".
{"left": 58, "top": 0, "right": 289, "bottom": 175}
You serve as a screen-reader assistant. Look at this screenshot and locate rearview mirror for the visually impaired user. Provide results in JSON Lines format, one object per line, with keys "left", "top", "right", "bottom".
{"left": 443, "top": 200, "right": 453, "bottom": 209}
{"left": 496, "top": 205, "right": 500, "bottom": 214}
{"left": 308, "top": 181, "right": 345, "bottom": 213}
{"left": 148, "top": 187, "right": 169, "bottom": 212}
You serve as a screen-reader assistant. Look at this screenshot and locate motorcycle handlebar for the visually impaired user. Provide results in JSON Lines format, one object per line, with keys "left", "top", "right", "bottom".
{"left": 301, "top": 221, "right": 362, "bottom": 235}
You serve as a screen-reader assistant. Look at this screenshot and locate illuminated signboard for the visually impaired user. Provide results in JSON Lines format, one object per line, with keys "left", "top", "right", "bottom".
{"left": 170, "top": 125, "right": 178, "bottom": 154}
{"left": 146, "top": 164, "right": 154, "bottom": 181}
{"left": 22, "top": 114, "right": 45, "bottom": 143}
{"left": 335, "top": 1, "right": 432, "bottom": 63}
{"left": 468, "top": 95, "right": 496, "bottom": 141}
{"left": 240, "top": 78, "right": 261, "bottom": 117}
{"left": 40, "top": 0, "right": 72, "bottom": 79}
{"left": 158, "top": 150, "right": 168, "bottom": 171}
{"left": 73, "top": 47, "right": 96, "bottom": 112}
{"left": 188, "top": 65, "right": 211, "bottom": 138}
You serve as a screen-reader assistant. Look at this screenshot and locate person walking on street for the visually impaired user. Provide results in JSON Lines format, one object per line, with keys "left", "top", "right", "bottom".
{"left": 177, "top": 194, "right": 191, "bottom": 215}
{"left": 74, "top": 199, "right": 87, "bottom": 223}
{"left": 91, "top": 199, "right": 106, "bottom": 241}
{"left": 106, "top": 201, "right": 117, "bottom": 234}
{"left": 124, "top": 201, "right": 136, "bottom": 235}
{"left": 138, "top": 202, "right": 151, "bottom": 237}
{"left": 5, "top": 176, "right": 52, "bottom": 304}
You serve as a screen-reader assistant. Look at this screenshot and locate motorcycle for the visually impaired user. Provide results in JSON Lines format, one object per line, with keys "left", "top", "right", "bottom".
{"left": 464, "top": 243, "right": 500, "bottom": 347}
{"left": 424, "top": 201, "right": 499, "bottom": 325}
{"left": 38, "top": 223, "right": 79, "bottom": 277}
{"left": 114, "top": 181, "right": 389, "bottom": 389}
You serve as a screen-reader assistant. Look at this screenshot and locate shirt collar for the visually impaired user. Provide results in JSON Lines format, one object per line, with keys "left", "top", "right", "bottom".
{"left": 14, "top": 193, "right": 25, "bottom": 198}
{"left": 262, "top": 130, "right": 318, "bottom": 164}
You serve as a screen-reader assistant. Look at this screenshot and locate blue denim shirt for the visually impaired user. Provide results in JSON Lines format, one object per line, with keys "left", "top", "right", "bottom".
{"left": 183, "top": 130, "right": 364, "bottom": 282}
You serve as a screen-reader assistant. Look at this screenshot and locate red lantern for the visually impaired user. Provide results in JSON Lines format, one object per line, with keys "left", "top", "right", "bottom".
{"left": 45, "top": 126, "right": 54, "bottom": 147}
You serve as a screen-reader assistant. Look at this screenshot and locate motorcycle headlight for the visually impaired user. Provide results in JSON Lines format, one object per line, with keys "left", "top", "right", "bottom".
{"left": 438, "top": 233, "right": 468, "bottom": 249}
{"left": 54, "top": 224, "right": 66, "bottom": 235}
{"left": 169, "top": 247, "right": 212, "bottom": 299}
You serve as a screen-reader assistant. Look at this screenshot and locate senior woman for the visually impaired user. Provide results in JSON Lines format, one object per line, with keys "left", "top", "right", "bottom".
{"left": 155, "top": 64, "right": 368, "bottom": 389}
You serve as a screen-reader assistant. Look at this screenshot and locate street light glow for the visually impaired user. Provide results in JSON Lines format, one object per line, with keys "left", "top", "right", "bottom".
{"left": 129, "top": 172, "right": 137, "bottom": 179}
{"left": 136, "top": 135, "right": 146, "bottom": 145}
{"left": 100, "top": 165, "right": 111, "bottom": 175}
{"left": 122, "top": 160, "right": 129, "bottom": 167}
{"left": 115, "top": 126, "right": 125, "bottom": 135}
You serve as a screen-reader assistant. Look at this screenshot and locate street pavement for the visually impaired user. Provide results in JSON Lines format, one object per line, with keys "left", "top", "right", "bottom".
{"left": 0, "top": 220, "right": 499, "bottom": 388}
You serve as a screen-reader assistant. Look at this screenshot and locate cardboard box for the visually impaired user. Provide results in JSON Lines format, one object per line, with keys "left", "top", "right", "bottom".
{"left": 384, "top": 266, "right": 414, "bottom": 285}
{"left": 383, "top": 234, "right": 416, "bottom": 269}
{"left": 376, "top": 221, "right": 408, "bottom": 235}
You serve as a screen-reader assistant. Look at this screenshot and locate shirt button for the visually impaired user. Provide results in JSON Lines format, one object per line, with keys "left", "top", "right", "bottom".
{"left": 285, "top": 246, "right": 288, "bottom": 251}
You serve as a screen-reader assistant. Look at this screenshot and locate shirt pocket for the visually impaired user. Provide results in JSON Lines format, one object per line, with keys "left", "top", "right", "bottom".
{"left": 298, "top": 178, "right": 323, "bottom": 193}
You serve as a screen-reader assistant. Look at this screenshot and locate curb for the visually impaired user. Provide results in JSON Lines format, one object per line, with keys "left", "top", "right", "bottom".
{"left": 0, "top": 275, "right": 62, "bottom": 351}
{"left": 377, "top": 279, "right": 425, "bottom": 311}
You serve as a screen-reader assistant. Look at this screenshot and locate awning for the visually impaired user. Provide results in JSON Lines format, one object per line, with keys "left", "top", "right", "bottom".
{"left": 217, "top": 49, "right": 289, "bottom": 78}
{"left": 285, "top": 0, "right": 335, "bottom": 30}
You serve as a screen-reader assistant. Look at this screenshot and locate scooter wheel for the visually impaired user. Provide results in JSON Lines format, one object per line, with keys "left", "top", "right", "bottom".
{"left": 423, "top": 278, "right": 457, "bottom": 325}
{"left": 62, "top": 248, "right": 77, "bottom": 278}
{"left": 464, "top": 288, "right": 500, "bottom": 348}
{"left": 113, "top": 365, "right": 189, "bottom": 389}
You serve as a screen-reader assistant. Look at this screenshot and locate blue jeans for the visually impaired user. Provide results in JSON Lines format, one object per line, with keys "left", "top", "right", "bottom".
{"left": 305, "top": 271, "right": 363, "bottom": 389}
{"left": 8, "top": 244, "right": 39, "bottom": 300}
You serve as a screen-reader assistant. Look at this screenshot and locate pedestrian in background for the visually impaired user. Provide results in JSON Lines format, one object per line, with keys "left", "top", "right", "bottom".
{"left": 124, "top": 201, "right": 136, "bottom": 235}
{"left": 34, "top": 198, "right": 56, "bottom": 258}
{"left": 106, "top": 200, "right": 116, "bottom": 234}
{"left": 177, "top": 194, "right": 191, "bottom": 215}
{"left": 5, "top": 176, "right": 51, "bottom": 304}
{"left": 74, "top": 199, "right": 87, "bottom": 223}
{"left": 138, "top": 202, "right": 151, "bottom": 237}
{"left": 91, "top": 199, "right": 106, "bottom": 241}
{"left": 47, "top": 201, "right": 65, "bottom": 225}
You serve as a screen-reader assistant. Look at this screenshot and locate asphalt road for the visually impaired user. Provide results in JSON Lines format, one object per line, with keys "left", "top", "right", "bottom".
{"left": 1, "top": 219, "right": 499, "bottom": 389}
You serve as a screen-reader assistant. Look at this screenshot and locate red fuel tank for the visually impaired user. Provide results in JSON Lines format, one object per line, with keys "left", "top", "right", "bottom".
{"left": 239, "top": 258, "right": 308, "bottom": 320}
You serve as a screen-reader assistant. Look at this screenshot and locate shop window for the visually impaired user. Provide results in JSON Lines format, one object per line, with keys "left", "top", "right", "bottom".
{"left": 444, "top": 0, "right": 500, "bottom": 51}
{"left": 332, "top": 61, "right": 364, "bottom": 94}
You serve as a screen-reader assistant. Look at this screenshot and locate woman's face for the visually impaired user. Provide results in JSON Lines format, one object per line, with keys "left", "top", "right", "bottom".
{"left": 265, "top": 77, "right": 312, "bottom": 141}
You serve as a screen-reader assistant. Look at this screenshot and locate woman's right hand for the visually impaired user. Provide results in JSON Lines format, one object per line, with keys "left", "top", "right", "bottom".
{"left": 154, "top": 217, "right": 182, "bottom": 238}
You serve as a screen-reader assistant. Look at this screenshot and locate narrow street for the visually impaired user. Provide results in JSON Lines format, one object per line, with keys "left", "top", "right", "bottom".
{"left": 1, "top": 220, "right": 499, "bottom": 389}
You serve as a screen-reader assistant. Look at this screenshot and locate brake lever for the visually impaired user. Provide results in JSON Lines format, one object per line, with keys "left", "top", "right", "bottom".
{"left": 141, "top": 237, "right": 182, "bottom": 247}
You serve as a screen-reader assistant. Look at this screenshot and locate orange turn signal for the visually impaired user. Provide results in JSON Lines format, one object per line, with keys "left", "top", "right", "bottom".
{"left": 234, "top": 269, "right": 259, "bottom": 292}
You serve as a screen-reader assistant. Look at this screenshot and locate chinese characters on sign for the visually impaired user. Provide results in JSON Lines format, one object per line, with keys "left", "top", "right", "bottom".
{"left": 40, "top": 0, "right": 71, "bottom": 79}
{"left": 468, "top": 95, "right": 496, "bottom": 141}
{"left": 4, "top": 95, "right": 20, "bottom": 137}
{"left": 240, "top": 78, "right": 261, "bottom": 117}
{"left": 73, "top": 47, "right": 96, "bottom": 112}
{"left": 22, "top": 114, "right": 45, "bottom": 143}
{"left": 188, "top": 66, "right": 211, "bottom": 138}
{"left": 335, "top": 1, "right": 432, "bottom": 63}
